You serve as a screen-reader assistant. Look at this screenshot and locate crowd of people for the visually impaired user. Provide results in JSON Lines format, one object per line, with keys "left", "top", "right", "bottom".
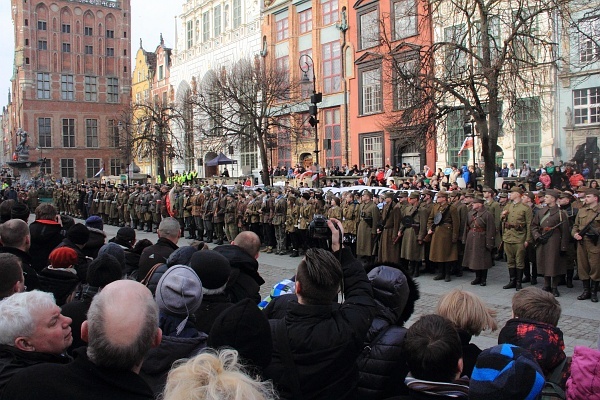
{"left": 0, "top": 156, "right": 598, "bottom": 399}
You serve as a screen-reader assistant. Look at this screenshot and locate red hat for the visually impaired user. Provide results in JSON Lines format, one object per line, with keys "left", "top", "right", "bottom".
{"left": 49, "top": 247, "right": 78, "bottom": 269}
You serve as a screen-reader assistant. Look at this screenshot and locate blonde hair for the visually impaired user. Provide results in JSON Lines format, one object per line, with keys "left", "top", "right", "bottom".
{"left": 162, "top": 349, "right": 277, "bottom": 400}
{"left": 436, "top": 289, "right": 497, "bottom": 336}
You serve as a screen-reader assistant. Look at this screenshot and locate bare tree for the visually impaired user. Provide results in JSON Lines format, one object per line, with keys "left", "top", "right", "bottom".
{"left": 128, "top": 101, "right": 186, "bottom": 184}
{"left": 376, "top": 0, "right": 586, "bottom": 186}
{"left": 188, "top": 56, "right": 305, "bottom": 185}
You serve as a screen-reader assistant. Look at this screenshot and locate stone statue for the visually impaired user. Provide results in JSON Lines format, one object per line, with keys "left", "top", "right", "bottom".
{"left": 15, "top": 129, "right": 29, "bottom": 158}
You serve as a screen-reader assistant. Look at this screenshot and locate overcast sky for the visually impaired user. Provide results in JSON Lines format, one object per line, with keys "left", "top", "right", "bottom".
{"left": 0, "top": 0, "right": 180, "bottom": 105}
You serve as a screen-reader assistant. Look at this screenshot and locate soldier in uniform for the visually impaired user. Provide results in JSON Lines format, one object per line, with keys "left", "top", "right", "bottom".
{"left": 521, "top": 191, "right": 541, "bottom": 285}
{"left": 427, "top": 191, "right": 460, "bottom": 282}
{"left": 203, "top": 189, "right": 216, "bottom": 243}
{"left": 420, "top": 189, "right": 435, "bottom": 273}
{"left": 245, "top": 192, "right": 261, "bottom": 240}
{"left": 140, "top": 186, "right": 152, "bottom": 232}
{"left": 236, "top": 192, "right": 247, "bottom": 234}
{"left": 558, "top": 191, "right": 578, "bottom": 287}
{"left": 128, "top": 186, "right": 139, "bottom": 229}
{"left": 357, "top": 190, "right": 380, "bottom": 262}
{"left": 399, "top": 192, "right": 424, "bottom": 277}
{"left": 27, "top": 186, "right": 39, "bottom": 213}
{"left": 109, "top": 186, "right": 119, "bottom": 225}
{"left": 483, "top": 188, "right": 502, "bottom": 257}
{"left": 501, "top": 187, "right": 533, "bottom": 291}
{"left": 224, "top": 193, "right": 238, "bottom": 242}
{"left": 213, "top": 187, "right": 228, "bottom": 245}
{"left": 298, "top": 193, "right": 314, "bottom": 255}
{"left": 191, "top": 186, "right": 204, "bottom": 240}
{"left": 572, "top": 188, "right": 600, "bottom": 302}
{"left": 326, "top": 196, "right": 343, "bottom": 220}
{"left": 531, "top": 189, "right": 570, "bottom": 297}
{"left": 377, "top": 192, "right": 400, "bottom": 263}
{"left": 272, "top": 188, "right": 287, "bottom": 255}
{"left": 494, "top": 191, "right": 509, "bottom": 260}
{"left": 52, "top": 185, "right": 61, "bottom": 211}
{"left": 119, "top": 186, "right": 130, "bottom": 227}
{"left": 286, "top": 195, "right": 300, "bottom": 257}
{"left": 182, "top": 187, "right": 195, "bottom": 239}
{"left": 341, "top": 191, "right": 359, "bottom": 256}
{"left": 152, "top": 185, "right": 163, "bottom": 233}
{"left": 450, "top": 191, "right": 468, "bottom": 276}
{"left": 462, "top": 195, "right": 495, "bottom": 286}
{"left": 262, "top": 189, "right": 276, "bottom": 253}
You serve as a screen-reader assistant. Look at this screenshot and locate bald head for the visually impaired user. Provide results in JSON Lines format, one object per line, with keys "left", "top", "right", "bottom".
{"left": 83, "top": 280, "right": 160, "bottom": 372}
{"left": 0, "top": 219, "right": 30, "bottom": 251}
{"left": 232, "top": 231, "right": 261, "bottom": 259}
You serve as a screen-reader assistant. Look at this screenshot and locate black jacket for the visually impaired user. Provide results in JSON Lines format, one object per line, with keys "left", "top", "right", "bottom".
{"left": 1, "top": 347, "right": 154, "bottom": 400}
{"left": 82, "top": 228, "right": 106, "bottom": 258}
{"left": 55, "top": 239, "right": 90, "bottom": 283}
{"left": 137, "top": 238, "right": 178, "bottom": 282}
{"left": 60, "top": 287, "right": 97, "bottom": 355}
{"left": 0, "top": 247, "right": 39, "bottom": 291}
{"left": 0, "top": 344, "right": 71, "bottom": 397}
{"left": 214, "top": 244, "right": 265, "bottom": 304}
{"left": 28, "top": 220, "right": 64, "bottom": 272}
{"left": 108, "top": 238, "right": 138, "bottom": 276}
{"left": 264, "top": 248, "right": 376, "bottom": 400}
{"left": 193, "top": 293, "right": 234, "bottom": 334}
{"left": 37, "top": 268, "right": 79, "bottom": 306}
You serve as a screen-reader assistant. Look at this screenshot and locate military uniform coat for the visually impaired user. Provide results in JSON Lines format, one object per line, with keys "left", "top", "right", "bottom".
{"left": 342, "top": 202, "right": 359, "bottom": 235}
{"left": 272, "top": 197, "right": 287, "bottom": 226}
{"left": 427, "top": 203, "right": 460, "bottom": 262}
{"left": 400, "top": 204, "right": 424, "bottom": 261}
{"left": 531, "top": 206, "right": 570, "bottom": 277}
{"left": 501, "top": 202, "right": 533, "bottom": 244}
{"left": 462, "top": 208, "right": 496, "bottom": 270}
{"left": 571, "top": 204, "right": 600, "bottom": 280}
{"left": 485, "top": 200, "right": 503, "bottom": 247}
{"left": 378, "top": 202, "right": 401, "bottom": 263}
{"left": 357, "top": 201, "right": 380, "bottom": 257}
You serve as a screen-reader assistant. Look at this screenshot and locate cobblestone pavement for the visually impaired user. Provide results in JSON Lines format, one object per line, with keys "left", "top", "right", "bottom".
{"left": 90, "top": 220, "right": 600, "bottom": 356}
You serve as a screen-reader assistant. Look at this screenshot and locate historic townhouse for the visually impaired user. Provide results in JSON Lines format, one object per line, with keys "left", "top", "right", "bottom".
{"left": 7, "top": 0, "right": 131, "bottom": 180}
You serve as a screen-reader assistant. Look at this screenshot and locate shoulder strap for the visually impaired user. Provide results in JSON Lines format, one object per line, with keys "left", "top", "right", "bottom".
{"left": 141, "top": 263, "right": 165, "bottom": 287}
{"left": 274, "top": 319, "right": 304, "bottom": 400}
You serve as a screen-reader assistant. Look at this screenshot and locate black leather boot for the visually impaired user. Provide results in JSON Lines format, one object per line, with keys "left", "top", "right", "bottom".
{"left": 413, "top": 261, "right": 420, "bottom": 278}
{"left": 578, "top": 279, "right": 592, "bottom": 300}
{"left": 552, "top": 277, "right": 560, "bottom": 297}
{"left": 566, "top": 269, "right": 574, "bottom": 288}
{"left": 592, "top": 281, "right": 599, "bottom": 303}
{"left": 471, "top": 271, "right": 481, "bottom": 285}
{"left": 444, "top": 264, "right": 452, "bottom": 282}
{"left": 480, "top": 269, "right": 487, "bottom": 286}
{"left": 503, "top": 269, "right": 516, "bottom": 289}
{"left": 515, "top": 269, "right": 523, "bottom": 291}
{"left": 433, "top": 264, "right": 444, "bottom": 280}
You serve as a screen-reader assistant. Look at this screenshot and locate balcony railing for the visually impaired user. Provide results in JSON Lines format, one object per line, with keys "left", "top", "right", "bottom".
{"left": 68, "top": 0, "right": 121, "bottom": 9}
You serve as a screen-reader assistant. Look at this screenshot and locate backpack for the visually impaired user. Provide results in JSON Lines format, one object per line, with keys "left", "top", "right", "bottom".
{"left": 541, "top": 356, "right": 568, "bottom": 400}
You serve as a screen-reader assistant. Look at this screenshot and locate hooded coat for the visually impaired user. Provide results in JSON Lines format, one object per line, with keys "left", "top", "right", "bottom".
{"left": 28, "top": 219, "right": 64, "bottom": 272}
{"left": 357, "top": 264, "right": 420, "bottom": 400}
{"left": 82, "top": 228, "right": 107, "bottom": 259}
{"left": 37, "top": 267, "right": 79, "bottom": 306}
{"left": 214, "top": 244, "right": 265, "bottom": 304}
{"left": 566, "top": 346, "right": 600, "bottom": 400}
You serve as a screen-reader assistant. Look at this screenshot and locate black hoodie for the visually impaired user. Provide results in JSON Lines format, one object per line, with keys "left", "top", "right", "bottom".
{"left": 214, "top": 244, "right": 265, "bottom": 304}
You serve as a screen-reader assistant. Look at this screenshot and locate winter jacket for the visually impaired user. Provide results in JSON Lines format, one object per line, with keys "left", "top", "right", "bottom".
{"left": 193, "top": 293, "right": 234, "bottom": 334}
{"left": 0, "top": 344, "right": 71, "bottom": 397}
{"left": 82, "top": 228, "right": 106, "bottom": 258}
{"left": 0, "top": 247, "right": 39, "bottom": 291}
{"left": 214, "top": 244, "right": 265, "bottom": 304}
{"left": 264, "top": 248, "right": 376, "bottom": 400}
{"left": 28, "top": 220, "right": 64, "bottom": 272}
{"left": 566, "top": 346, "right": 600, "bottom": 400}
{"left": 1, "top": 347, "right": 154, "bottom": 400}
{"left": 37, "top": 267, "right": 79, "bottom": 306}
{"left": 55, "top": 239, "right": 90, "bottom": 283}
{"left": 137, "top": 238, "right": 178, "bottom": 282}
{"left": 457, "top": 330, "right": 481, "bottom": 378}
{"left": 357, "top": 265, "right": 420, "bottom": 400}
{"left": 60, "top": 285, "right": 98, "bottom": 355}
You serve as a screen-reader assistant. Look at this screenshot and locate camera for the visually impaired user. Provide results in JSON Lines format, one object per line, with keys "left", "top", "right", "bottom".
{"left": 308, "top": 215, "right": 331, "bottom": 239}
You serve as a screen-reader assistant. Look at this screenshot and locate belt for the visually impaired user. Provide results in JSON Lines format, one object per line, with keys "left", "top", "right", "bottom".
{"left": 542, "top": 227, "right": 554, "bottom": 232}
{"left": 470, "top": 227, "right": 486, "bottom": 232}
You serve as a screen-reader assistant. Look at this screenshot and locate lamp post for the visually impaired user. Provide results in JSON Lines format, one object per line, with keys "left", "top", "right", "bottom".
{"left": 118, "top": 121, "right": 132, "bottom": 182}
{"left": 299, "top": 54, "right": 322, "bottom": 188}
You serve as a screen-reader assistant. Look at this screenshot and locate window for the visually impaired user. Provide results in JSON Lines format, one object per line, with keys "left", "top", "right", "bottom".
{"left": 359, "top": 8, "right": 379, "bottom": 49}
{"left": 62, "top": 43, "right": 71, "bottom": 53}
{"left": 324, "top": 108, "right": 342, "bottom": 167}
{"left": 573, "top": 87, "right": 600, "bottom": 125}
{"left": 86, "top": 159, "right": 101, "bottom": 178}
{"left": 106, "top": 47, "right": 114, "bottom": 56}
{"left": 240, "top": 135, "right": 258, "bottom": 170}
{"left": 214, "top": 5, "right": 222, "bottom": 37}
{"left": 84, "top": 26, "right": 93, "bottom": 36}
{"left": 203, "top": 12, "right": 210, "bottom": 42}
{"left": 322, "top": 41, "right": 341, "bottom": 93}
{"left": 108, "top": 119, "right": 119, "bottom": 147}
{"left": 360, "top": 67, "right": 382, "bottom": 114}
{"left": 25, "top": 19, "right": 28, "bottom": 26}
{"left": 277, "top": 120, "right": 292, "bottom": 168}
{"left": 61, "top": 74, "right": 74, "bottom": 100}
{"left": 61, "top": 24, "right": 71, "bottom": 33}
{"left": 62, "top": 118, "right": 75, "bottom": 147}
{"left": 85, "top": 76, "right": 98, "bottom": 101}
{"left": 110, "top": 159, "right": 121, "bottom": 176}
{"left": 579, "top": 18, "right": 600, "bottom": 63}
{"left": 276, "top": 56, "right": 290, "bottom": 99}
{"left": 446, "top": 110, "right": 469, "bottom": 166}
{"left": 38, "top": 40, "right": 48, "bottom": 50}
{"left": 513, "top": 9, "right": 538, "bottom": 63}
{"left": 515, "top": 97, "right": 541, "bottom": 166}
{"left": 444, "top": 24, "right": 467, "bottom": 76}
{"left": 276, "top": 17, "right": 289, "bottom": 42}
{"left": 473, "top": 16, "right": 501, "bottom": 70}
{"left": 38, "top": 118, "right": 52, "bottom": 148}
{"left": 25, "top": 39, "right": 29, "bottom": 46}
{"left": 38, "top": 20, "right": 47, "bottom": 30}
{"left": 158, "top": 65, "right": 164, "bottom": 80}
{"left": 40, "top": 158, "right": 51, "bottom": 175}
{"left": 107, "top": 77, "right": 119, "bottom": 103}
{"left": 106, "top": 29, "right": 114, "bottom": 38}
{"left": 187, "top": 20, "right": 193, "bottom": 49}
{"left": 361, "top": 134, "right": 383, "bottom": 167}
{"left": 394, "top": 57, "right": 418, "bottom": 110}
{"left": 37, "top": 73, "right": 50, "bottom": 99}
{"left": 299, "top": 9, "right": 312, "bottom": 34}
{"left": 85, "top": 45, "right": 93, "bottom": 54}
{"left": 86, "top": 119, "right": 99, "bottom": 148}
{"left": 233, "top": 0, "right": 242, "bottom": 28}
{"left": 224, "top": 4, "right": 230, "bottom": 30}
{"left": 61, "top": 159, "right": 74, "bottom": 178}
{"left": 393, "top": 0, "right": 417, "bottom": 40}
{"left": 322, "top": 0, "right": 338, "bottom": 26}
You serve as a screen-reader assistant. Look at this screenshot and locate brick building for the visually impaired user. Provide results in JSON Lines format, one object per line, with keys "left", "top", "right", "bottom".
{"left": 6, "top": 0, "right": 131, "bottom": 181}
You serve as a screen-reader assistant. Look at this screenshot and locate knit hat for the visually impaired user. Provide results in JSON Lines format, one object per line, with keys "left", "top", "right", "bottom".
{"left": 189, "top": 250, "right": 232, "bottom": 290}
{"left": 155, "top": 265, "right": 203, "bottom": 337}
{"left": 208, "top": 298, "right": 273, "bottom": 371}
{"left": 85, "top": 215, "right": 104, "bottom": 231}
{"left": 87, "top": 254, "right": 123, "bottom": 287}
{"left": 11, "top": 203, "right": 30, "bottom": 222}
{"left": 48, "top": 247, "right": 78, "bottom": 269}
{"left": 98, "top": 243, "right": 125, "bottom": 272}
{"left": 116, "top": 227, "right": 136, "bottom": 243}
{"left": 166, "top": 246, "right": 198, "bottom": 267}
{"left": 469, "top": 344, "right": 545, "bottom": 400}
{"left": 67, "top": 223, "right": 90, "bottom": 245}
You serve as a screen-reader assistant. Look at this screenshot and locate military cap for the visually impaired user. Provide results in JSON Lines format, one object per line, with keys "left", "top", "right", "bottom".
{"left": 523, "top": 191, "right": 535, "bottom": 201}
{"left": 383, "top": 192, "right": 395, "bottom": 199}
{"left": 498, "top": 192, "right": 508, "bottom": 198}
{"left": 409, "top": 192, "right": 420, "bottom": 199}
{"left": 510, "top": 187, "right": 524, "bottom": 195}
{"left": 398, "top": 191, "right": 408, "bottom": 198}
{"left": 361, "top": 190, "right": 373, "bottom": 198}
{"left": 544, "top": 189, "right": 561, "bottom": 199}
{"left": 422, "top": 189, "right": 433, "bottom": 196}
{"left": 482, "top": 187, "right": 495, "bottom": 194}
{"left": 448, "top": 191, "right": 460, "bottom": 198}
{"left": 472, "top": 195, "right": 485, "bottom": 204}
{"left": 436, "top": 191, "right": 449, "bottom": 198}
{"left": 585, "top": 188, "right": 600, "bottom": 197}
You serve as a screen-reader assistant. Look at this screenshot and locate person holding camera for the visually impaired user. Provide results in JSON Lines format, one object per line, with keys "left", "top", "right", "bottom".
{"left": 357, "top": 190, "right": 380, "bottom": 263}
{"left": 264, "top": 218, "right": 376, "bottom": 399}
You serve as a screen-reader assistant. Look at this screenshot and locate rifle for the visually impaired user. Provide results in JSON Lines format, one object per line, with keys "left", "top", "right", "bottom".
{"left": 535, "top": 220, "right": 565, "bottom": 247}
{"left": 578, "top": 211, "right": 600, "bottom": 246}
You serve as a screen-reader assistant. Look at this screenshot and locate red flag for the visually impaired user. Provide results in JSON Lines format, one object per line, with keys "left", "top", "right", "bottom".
{"left": 458, "top": 137, "right": 473, "bottom": 156}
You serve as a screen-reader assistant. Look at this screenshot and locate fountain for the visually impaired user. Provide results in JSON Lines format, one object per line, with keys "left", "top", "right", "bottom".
{"left": 7, "top": 129, "right": 41, "bottom": 184}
